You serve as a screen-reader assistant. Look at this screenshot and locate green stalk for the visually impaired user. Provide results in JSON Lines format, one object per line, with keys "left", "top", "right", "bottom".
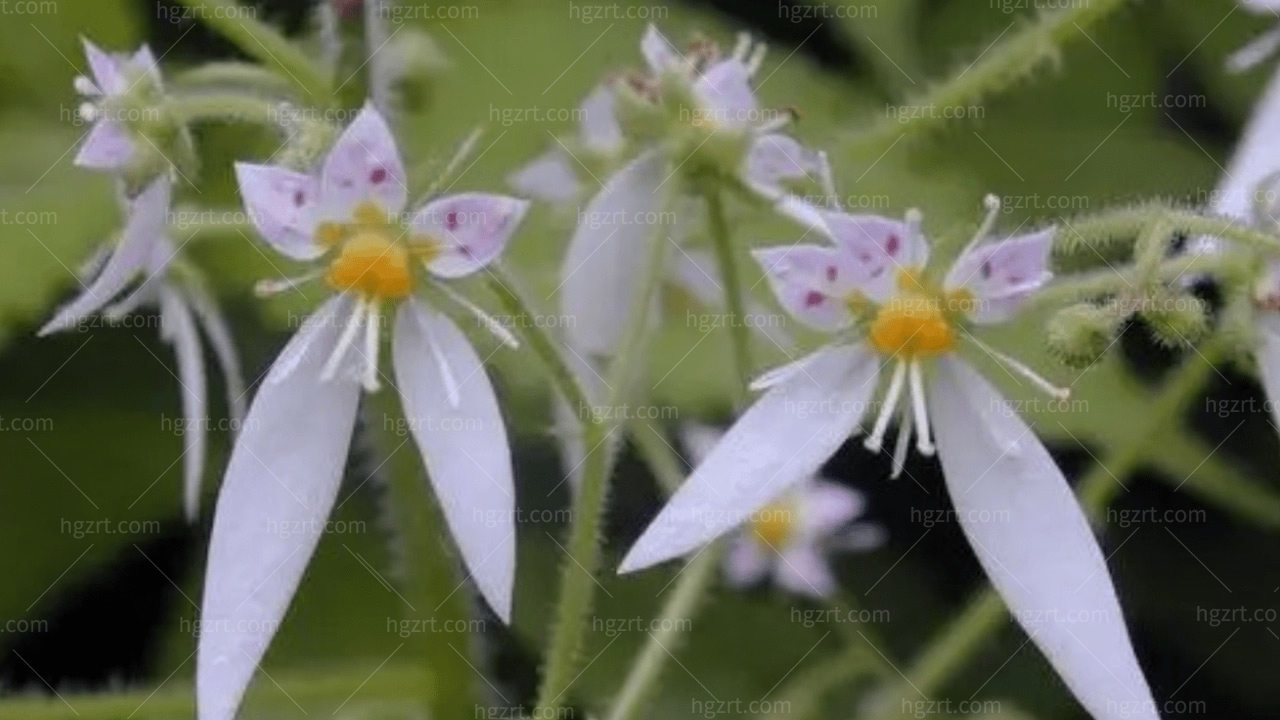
{"left": 848, "top": 0, "right": 1133, "bottom": 151}
{"left": 0, "top": 663, "right": 425, "bottom": 720}
{"left": 172, "top": 0, "right": 334, "bottom": 104}
{"left": 535, "top": 229, "right": 672, "bottom": 712}
{"left": 859, "top": 338, "right": 1223, "bottom": 720}
{"left": 364, "top": 391, "right": 478, "bottom": 719}
{"left": 1059, "top": 205, "right": 1280, "bottom": 257}
{"left": 604, "top": 547, "right": 721, "bottom": 720}
{"left": 705, "top": 185, "right": 754, "bottom": 402}
{"left": 165, "top": 93, "right": 284, "bottom": 127}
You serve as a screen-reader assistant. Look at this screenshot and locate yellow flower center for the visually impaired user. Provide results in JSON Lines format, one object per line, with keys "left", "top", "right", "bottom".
{"left": 750, "top": 500, "right": 797, "bottom": 549}
{"left": 317, "top": 202, "right": 439, "bottom": 301}
{"left": 866, "top": 270, "right": 961, "bottom": 358}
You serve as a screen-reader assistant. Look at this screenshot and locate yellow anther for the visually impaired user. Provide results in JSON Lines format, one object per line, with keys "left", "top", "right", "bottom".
{"left": 750, "top": 500, "right": 796, "bottom": 549}
{"left": 352, "top": 201, "right": 390, "bottom": 227}
{"left": 868, "top": 295, "right": 956, "bottom": 358}
{"left": 325, "top": 230, "right": 413, "bottom": 300}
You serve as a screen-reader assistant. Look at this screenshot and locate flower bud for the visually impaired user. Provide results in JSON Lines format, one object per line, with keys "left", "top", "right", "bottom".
{"left": 1139, "top": 295, "right": 1210, "bottom": 348}
{"left": 1046, "top": 303, "right": 1122, "bottom": 368}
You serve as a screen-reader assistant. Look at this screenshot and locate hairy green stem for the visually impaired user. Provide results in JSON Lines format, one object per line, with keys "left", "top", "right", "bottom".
{"left": 847, "top": 0, "right": 1133, "bottom": 151}
{"left": 859, "top": 338, "right": 1223, "bottom": 720}
{"left": 0, "top": 663, "right": 425, "bottom": 720}
{"left": 705, "top": 185, "right": 753, "bottom": 401}
{"left": 604, "top": 546, "right": 721, "bottom": 720}
{"left": 1059, "top": 205, "right": 1280, "bottom": 256}
{"left": 364, "top": 391, "right": 479, "bottom": 719}
{"left": 165, "top": 93, "right": 284, "bottom": 127}
{"left": 535, "top": 229, "right": 671, "bottom": 712}
{"left": 171, "top": 61, "right": 302, "bottom": 97}
{"left": 172, "top": 0, "right": 333, "bottom": 104}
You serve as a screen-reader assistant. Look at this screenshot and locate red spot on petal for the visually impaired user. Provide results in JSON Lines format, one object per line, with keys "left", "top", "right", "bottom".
{"left": 826, "top": 265, "right": 838, "bottom": 282}
{"left": 886, "top": 234, "right": 900, "bottom": 255}
{"left": 293, "top": 190, "right": 306, "bottom": 207}
{"left": 446, "top": 211, "right": 459, "bottom": 229}
{"left": 370, "top": 167, "right": 388, "bottom": 184}
{"left": 804, "top": 291, "right": 825, "bottom": 308}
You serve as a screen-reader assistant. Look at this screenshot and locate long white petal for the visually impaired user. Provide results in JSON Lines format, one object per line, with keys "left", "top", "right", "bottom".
{"left": 1255, "top": 315, "right": 1280, "bottom": 432}
{"left": 1215, "top": 63, "right": 1280, "bottom": 220}
{"left": 393, "top": 300, "right": 516, "bottom": 622}
{"left": 930, "top": 358, "right": 1157, "bottom": 720}
{"left": 619, "top": 344, "right": 877, "bottom": 573}
{"left": 186, "top": 282, "right": 248, "bottom": 423}
{"left": 197, "top": 294, "right": 362, "bottom": 720}
{"left": 560, "top": 149, "right": 669, "bottom": 355}
{"left": 39, "top": 177, "right": 171, "bottom": 336}
{"left": 160, "top": 287, "right": 208, "bottom": 522}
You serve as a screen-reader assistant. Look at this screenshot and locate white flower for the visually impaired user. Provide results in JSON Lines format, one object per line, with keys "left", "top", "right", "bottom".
{"left": 559, "top": 25, "right": 823, "bottom": 357}
{"left": 37, "top": 177, "right": 245, "bottom": 522}
{"left": 681, "top": 423, "right": 882, "bottom": 597}
{"left": 74, "top": 38, "right": 162, "bottom": 172}
{"left": 199, "top": 103, "right": 528, "bottom": 720}
{"left": 620, "top": 197, "right": 1161, "bottom": 720}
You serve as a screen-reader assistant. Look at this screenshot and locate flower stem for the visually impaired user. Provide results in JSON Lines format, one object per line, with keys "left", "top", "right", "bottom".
{"left": 164, "top": 92, "right": 284, "bottom": 128}
{"left": 847, "top": 0, "right": 1133, "bottom": 152}
{"left": 705, "top": 184, "right": 753, "bottom": 402}
{"left": 171, "top": 0, "right": 334, "bottom": 105}
{"left": 857, "top": 338, "right": 1223, "bottom": 720}
{"left": 364, "top": 391, "right": 479, "bottom": 720}
{"left": 485, "top": 264, "right": 594, "bottom": 412}
{"left": 604, "top": 546, "right": 721, "bottom": 720}
{"left": 1058, "top": 204, "right": 1280, "bottom": 257}
{"left": 535, "top": 229, "right": 671, "bottom": 712}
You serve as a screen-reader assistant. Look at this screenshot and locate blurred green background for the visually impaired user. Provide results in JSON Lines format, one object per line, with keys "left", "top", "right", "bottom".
{"left": 1, "top": 0, "right": 1278, "bottom": 718}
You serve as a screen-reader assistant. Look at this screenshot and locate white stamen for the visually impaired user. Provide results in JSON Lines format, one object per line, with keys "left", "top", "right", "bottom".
{"left": 104, "top": 281, "right": 153, "bottom": 321}
{"left": 903, "top": 208, "right": 923, "bottom": 265}
{"left": 73, "top": 75, "right": 99, "bottom": 96}
{"left": 321, "top": 296, "right": 367, "bottom": 383}
{"left": 817, "top": 150, "right": 837, "bottom": 201}
{"left": 864, "top": 360, "right": 907, "bottom": 453}
{"left": 254, "top": 270, "right": 322, "bottom": 298}
{"left": 731, "top": 33, "right": 751, "bottom": 63}
{"left": 438, "top": 282, "right": 519, "bottom": 349}
{"left": 362, "top": 300, "right": 382, "bottom": 392}
{"left": 966, "top": 333, "right": 1071, "bottom": 400}
{"left": 418, "top": 127, "right": 484, "bottom": 204}
{"left": 78, "top": 102, "right": 98, "bottom": 121}
{"left": 908, "top": 360, "right": 934, "bottom": 456}
{"left": 746, "top": 42, "right": 767, "bottom": 76}
{"left": 959, "top": 194, "right": 1003, "bottom": 259}
{"left": 1228, "top": 25, "right": 1280, "bottom": 72}
{"left": 891, "top": 407, "right": 912, "bottom": 479}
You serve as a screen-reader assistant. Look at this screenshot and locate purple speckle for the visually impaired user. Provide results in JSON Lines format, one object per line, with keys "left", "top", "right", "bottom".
{"left": 445, "top": 211, "right": 459, "bottom": 230}
{"left": 804, "top": 291, "right": 825, "bottom": 308}
{"left": 886, "top": 234, "right": 900, "bottom": 255}
{"left": 826, "top": 265, "right": 838, "bottom": 282}
{"left": 370, "top": 167, "right": 388, "bottom": 184}
{"left": 981, "top": 261, "right": 992, "bottom": 279}
{"left": 292, "top": 190, "right": 305, "bottom": 207}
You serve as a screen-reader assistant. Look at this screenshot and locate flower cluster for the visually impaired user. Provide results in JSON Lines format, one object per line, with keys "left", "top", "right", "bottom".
{"left": 48, "top": 16, "right": 1280, "bottom": 720}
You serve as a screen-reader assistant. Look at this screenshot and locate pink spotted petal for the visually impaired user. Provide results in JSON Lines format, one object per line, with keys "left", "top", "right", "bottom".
{"left": 319, "top": 103, "right": 408, "bottom": 219}
{"left": 694, "top": 59, "right": 758, "bottom": 126}
{"left": 945, "top": 227, "right": 1054, "bottom": 324}
{"left": 413, "top": 193, "right": 530, "bottom": 278}
{"left": 75, "top": 119, "right": 136, "bottom": 171}
{"left": 820, "top": 211, "right": 925, "bottom": 302}
{"left": 81, "top": 37, "right": 127, "bottom": 95}
{"left": 235, "top": 163, "right": 323, "bottom": 260}
{"left": 753, "top": 244, "right": 860, "bottom": 332}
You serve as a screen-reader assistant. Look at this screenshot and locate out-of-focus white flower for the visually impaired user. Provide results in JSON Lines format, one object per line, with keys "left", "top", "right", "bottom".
{"left": 621, "top": 196, "right": 1162, "bottom": 720}
{"left": 1227, "top": 1, "right": 1280, "bottom": 73}
{"left": 199, "top": 103, "right": 528, "bottom": 720}
{"left": 37, "top": 177, "right": 246, "bottom": 522}
{"left": 559, "top": 25, "right": 823, "bottom": 357}
{"left": 681, "top": 423, "right": 882, "bottom": 597}
{"left": 73, "top": 39, "right": 163, "bottom": 173}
